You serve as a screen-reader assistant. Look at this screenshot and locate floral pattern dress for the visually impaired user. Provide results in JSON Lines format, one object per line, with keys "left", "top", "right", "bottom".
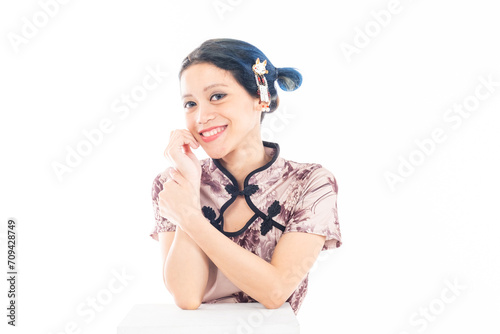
{"left": 150, "top": 141, "right": 342, "bottom": 315}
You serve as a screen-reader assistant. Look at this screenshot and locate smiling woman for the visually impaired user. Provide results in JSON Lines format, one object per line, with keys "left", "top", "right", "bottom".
{"left": 149, "top": 38, "right": 342, "bottom": 315}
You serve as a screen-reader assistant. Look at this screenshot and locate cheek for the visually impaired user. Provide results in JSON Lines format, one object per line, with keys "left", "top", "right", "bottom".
{"left": 185, "top": 116, "right": 198, "bottom": 135}
{"left": 185, "top": 112, "right": 195, "bottom": 124}
{"left": 236, "top": 101, "right": 258, "bottom": 120}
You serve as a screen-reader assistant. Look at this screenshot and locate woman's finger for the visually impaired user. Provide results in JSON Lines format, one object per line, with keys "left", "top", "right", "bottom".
{"left": 168, "top": 167, "right": 177, "bottom": 180}
{"left": 171, "top": 129, "right": 199, "bottom": 150}
{"left": 189, "top": 136, "right": 200, "bottom": 149}
{"left": 166, "top": 140, "right": 199, "bottom": 167}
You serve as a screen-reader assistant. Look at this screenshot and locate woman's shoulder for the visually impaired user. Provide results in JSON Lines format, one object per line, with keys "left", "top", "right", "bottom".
{"left": 281, "top": 156, "right": 337, "bottom": 184}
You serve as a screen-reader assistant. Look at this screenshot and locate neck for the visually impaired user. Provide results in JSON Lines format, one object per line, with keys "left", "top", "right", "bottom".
{"left": 219, "top": 140, "right": 272, "bottom": 189}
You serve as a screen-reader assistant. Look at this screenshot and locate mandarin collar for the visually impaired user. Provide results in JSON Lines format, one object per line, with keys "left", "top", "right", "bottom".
{"left": 210, "top": 141, "right": 282, "bottom": 188}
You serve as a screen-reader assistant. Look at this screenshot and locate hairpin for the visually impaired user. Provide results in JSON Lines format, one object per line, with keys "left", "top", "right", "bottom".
{"left": 252, "top": 58, "right": 271, "bottom": 112}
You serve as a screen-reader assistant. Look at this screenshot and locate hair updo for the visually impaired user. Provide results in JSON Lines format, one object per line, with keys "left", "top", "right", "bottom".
{"left": 179, "top": 38, "right": 302, "bottom": 122}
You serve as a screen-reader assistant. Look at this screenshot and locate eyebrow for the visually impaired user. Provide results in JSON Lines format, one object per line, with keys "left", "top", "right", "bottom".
{"left": 181, "top": 83, "right": 228, "bottom": 99}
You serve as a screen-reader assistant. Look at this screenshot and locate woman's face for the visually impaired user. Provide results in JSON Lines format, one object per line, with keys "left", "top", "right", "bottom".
{"left": 180, "top": 62, "right": 263, "bottom": 159}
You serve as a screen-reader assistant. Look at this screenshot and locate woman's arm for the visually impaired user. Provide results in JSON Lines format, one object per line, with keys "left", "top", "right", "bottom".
{"left": 157, "top": 129, "right": 209, "bottom": 308}
{"left": 181, "top": 210, "right": 326, "bottom": 309}
{"left": 159, "top": 228, "right": 210, "bottom": 310}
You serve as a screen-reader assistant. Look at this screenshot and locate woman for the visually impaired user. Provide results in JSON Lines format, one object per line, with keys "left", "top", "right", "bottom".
{"left": 150, "top": 38, "right": 342, "bottom": 315}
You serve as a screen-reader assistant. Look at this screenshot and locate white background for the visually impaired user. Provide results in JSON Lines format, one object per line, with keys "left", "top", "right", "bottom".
{"left": 1, "top": 0, "right": 499, "bottom": 333}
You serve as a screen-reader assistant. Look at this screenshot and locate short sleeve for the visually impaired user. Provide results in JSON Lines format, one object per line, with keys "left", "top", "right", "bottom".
{"left": 149, "top": 169, "right": 177, "bottom": 241}
{"left": 284, "top": 166, "right": 342, "bottom": 251}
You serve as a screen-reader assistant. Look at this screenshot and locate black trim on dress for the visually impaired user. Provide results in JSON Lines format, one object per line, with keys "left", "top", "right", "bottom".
{"left": 210, "top": 141, "right": 285, "bottom": 237}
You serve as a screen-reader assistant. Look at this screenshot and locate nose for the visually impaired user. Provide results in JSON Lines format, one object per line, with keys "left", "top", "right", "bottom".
{"left": 196, "top": 101, "right": 216, "bottom": 124}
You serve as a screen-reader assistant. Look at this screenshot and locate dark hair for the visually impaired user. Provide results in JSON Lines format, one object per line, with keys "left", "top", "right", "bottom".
{"left": 179, "top": 38, "right": 302, "bottom": 122}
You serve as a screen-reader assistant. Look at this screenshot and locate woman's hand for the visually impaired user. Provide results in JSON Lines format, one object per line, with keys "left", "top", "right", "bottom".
{"left": 159, "top": 129, "right": 202, "bottom": 228}
{"left": 164, "top": 129, "right": 201, "bottom": 189}
{"left": 159, "top": 167, "right": 202, "bottom": 229}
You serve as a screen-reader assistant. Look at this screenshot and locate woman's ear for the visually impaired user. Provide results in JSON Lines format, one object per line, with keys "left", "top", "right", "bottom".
{"left": 253, "top": 96, "right": 263, "bottom": 112}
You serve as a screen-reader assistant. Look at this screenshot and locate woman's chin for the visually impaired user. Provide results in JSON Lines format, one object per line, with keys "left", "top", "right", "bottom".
{"left": 203, "top": 146, "right": 227, "bottom": 160}
{"left": 207, "top": 152, "right": 226, "bottom": 160}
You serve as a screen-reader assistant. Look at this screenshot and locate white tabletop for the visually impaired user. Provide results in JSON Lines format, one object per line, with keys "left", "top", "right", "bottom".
{"left": 117, "top": 302, "right": 300, "bottom": 334}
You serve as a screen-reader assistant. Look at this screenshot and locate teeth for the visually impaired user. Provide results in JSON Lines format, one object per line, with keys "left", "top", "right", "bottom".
{"left": 201, "top": 126, "right": 226, "bottom": 137}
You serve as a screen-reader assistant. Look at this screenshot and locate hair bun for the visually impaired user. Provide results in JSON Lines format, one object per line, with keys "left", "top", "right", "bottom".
{"left": 276, "top": 67, "right": 302, "bottom": 92}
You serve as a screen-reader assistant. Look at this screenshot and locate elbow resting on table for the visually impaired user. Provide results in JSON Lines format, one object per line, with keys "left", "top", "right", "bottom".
{"left": 263, "top": 301, "right": 284, "bottom": 310}
{"left": 164, "top": 282, "right": 202, "bottom": 310}
{"left": 262, "top": 297, "right": 286, "bottom": 310}
{"left": 175, "top": 298, "right": 202, "bottom": 310}
{"left": 262, "top": 290, "right": 286, "bottom": 310}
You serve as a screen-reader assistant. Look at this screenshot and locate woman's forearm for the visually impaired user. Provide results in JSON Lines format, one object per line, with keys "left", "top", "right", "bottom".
{"left": 182, "top": 211, "right": 285, "bottom": 309}
{"left": 164, "top": 226, "right": 210, "bottom": 309}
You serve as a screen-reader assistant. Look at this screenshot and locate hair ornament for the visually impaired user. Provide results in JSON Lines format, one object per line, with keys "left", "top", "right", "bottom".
{"left": 252, "top": 58, "right": 271, "bottom": 112}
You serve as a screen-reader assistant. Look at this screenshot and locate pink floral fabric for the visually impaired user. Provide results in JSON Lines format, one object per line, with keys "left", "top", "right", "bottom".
{"left": 150, "top": 141, "right": 342, "bottom": 314}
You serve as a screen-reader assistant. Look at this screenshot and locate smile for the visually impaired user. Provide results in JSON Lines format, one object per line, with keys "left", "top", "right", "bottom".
{"left": 200, "top": 125, "right": 227, "bottom": 142}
